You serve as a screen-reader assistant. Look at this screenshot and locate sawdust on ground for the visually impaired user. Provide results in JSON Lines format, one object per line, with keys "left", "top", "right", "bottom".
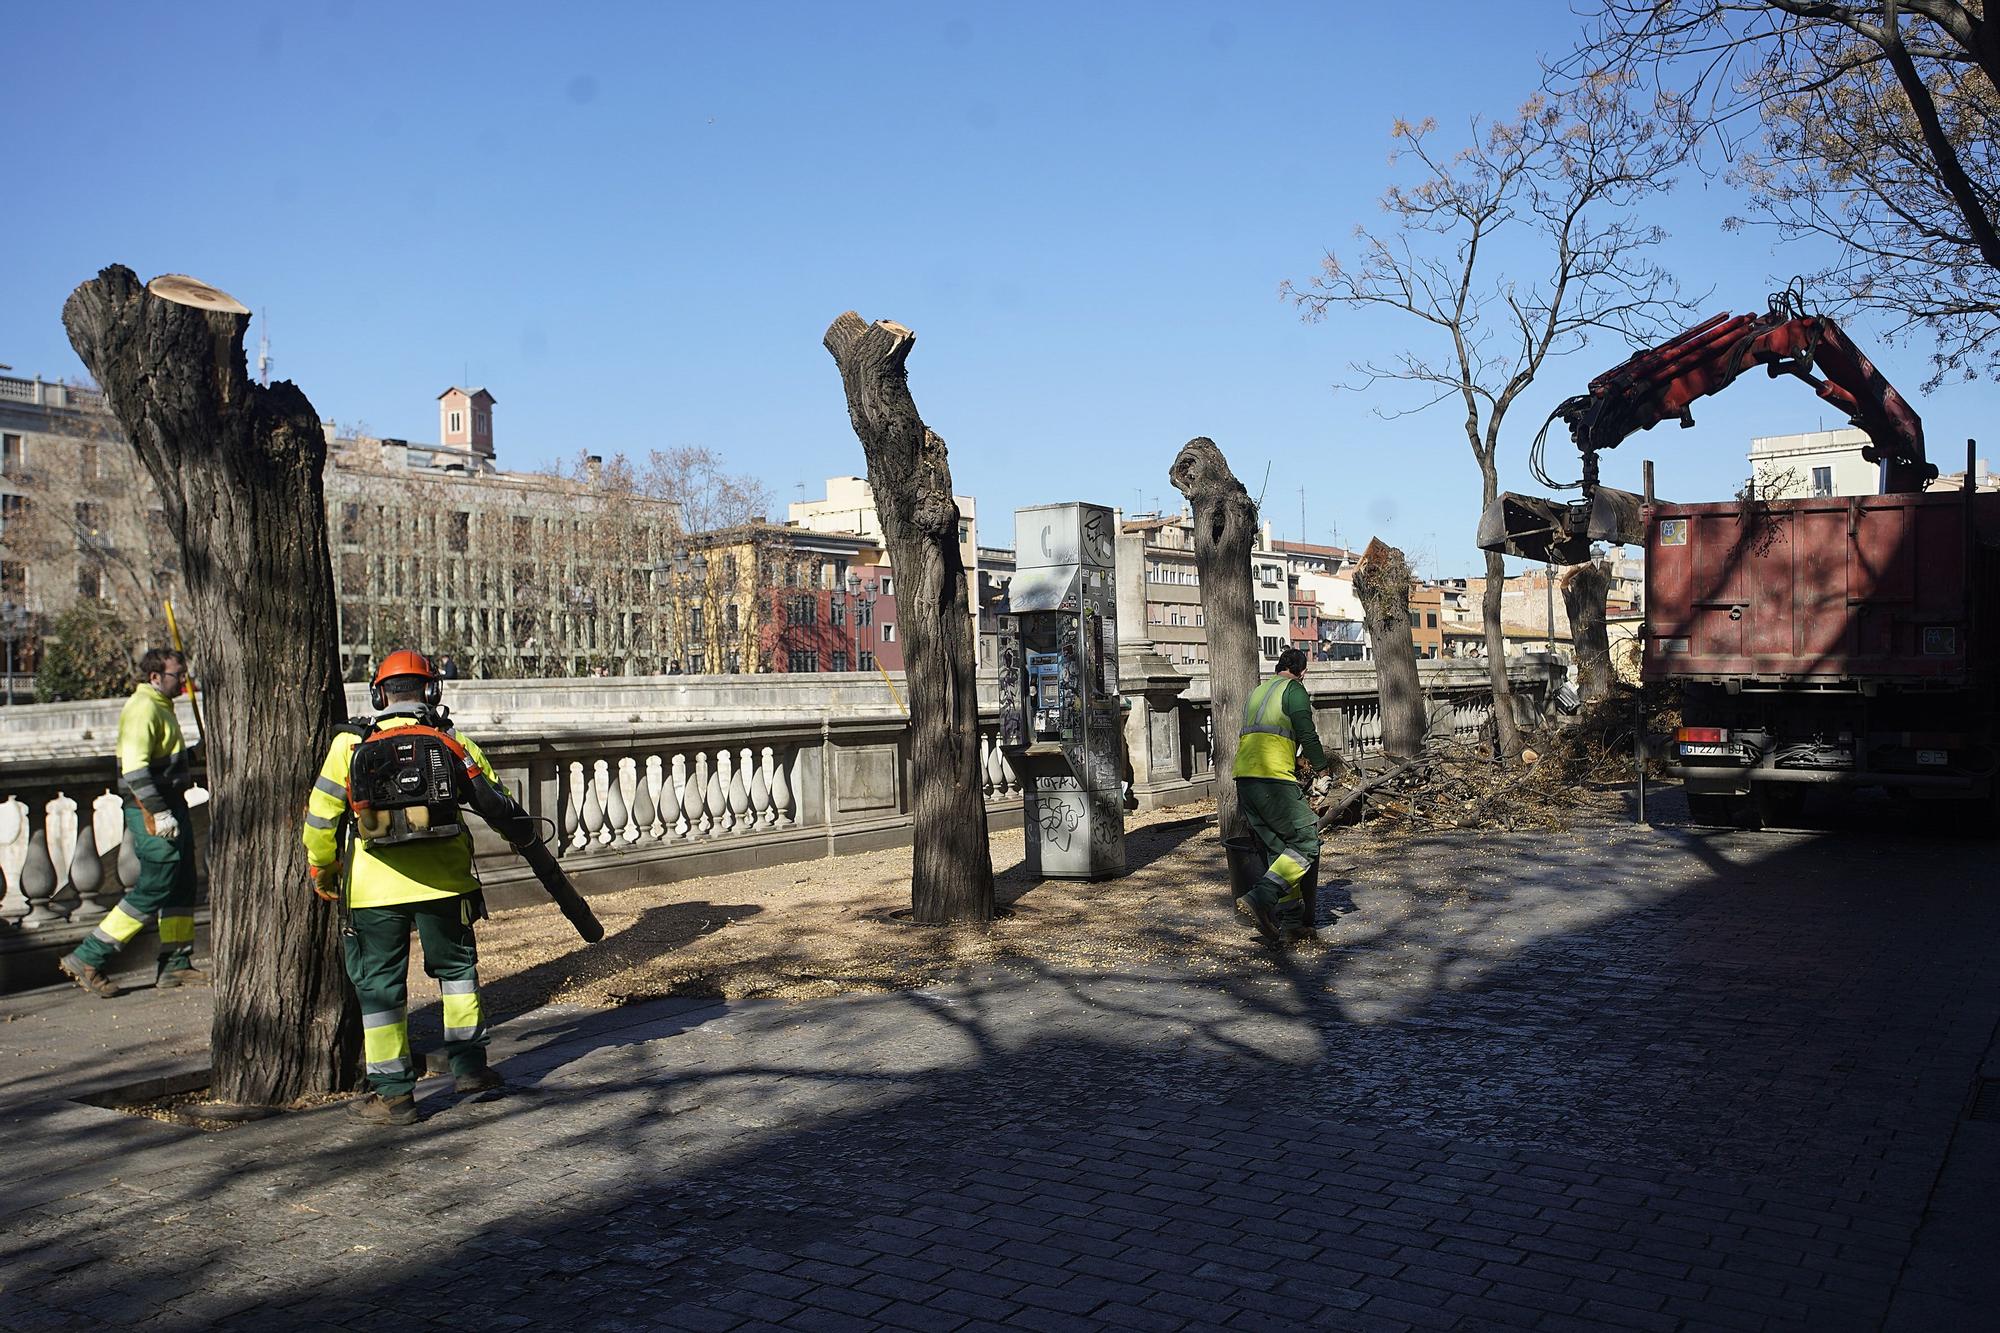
{"left": 469, "top": 788, "right": 1630, "bottom": 1017}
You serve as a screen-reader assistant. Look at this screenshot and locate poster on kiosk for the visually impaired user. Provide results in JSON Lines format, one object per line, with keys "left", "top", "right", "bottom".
{"left": 998, "top": 502, "right": 1127, "bottom": 880}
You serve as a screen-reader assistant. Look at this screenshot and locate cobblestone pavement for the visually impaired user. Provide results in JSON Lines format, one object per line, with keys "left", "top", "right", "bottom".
{"left": 2, "top": 796, "right": 1996, "bottom": 1332}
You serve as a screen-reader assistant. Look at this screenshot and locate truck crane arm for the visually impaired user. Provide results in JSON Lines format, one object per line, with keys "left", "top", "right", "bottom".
{"left": 1553, "top": 291, "right": 1936, "bottom": 497}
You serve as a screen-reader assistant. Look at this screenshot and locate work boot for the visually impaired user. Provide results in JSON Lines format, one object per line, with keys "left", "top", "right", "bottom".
{"left": 1235, "top": 886, "right": 1284, "bottom": 945}
{"left": 58, "top": 954, "right": 121, "bottom": 999}
{"left": 345, "top": 1092, "right": 418, "bottom": 1126}
{"left": 156, "top": 966, "right": 212, "bottom": 989}
{"left": 453, "top": 1063, "right": 504, "bottom": 1095}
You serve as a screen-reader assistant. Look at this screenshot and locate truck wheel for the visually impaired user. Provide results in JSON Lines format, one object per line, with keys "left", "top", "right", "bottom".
{"left": 1686, "top": 793, "right": 1737, "bottom": 826}
{"left": 1757, "top": 785, "right": 1807, "bottom": 829}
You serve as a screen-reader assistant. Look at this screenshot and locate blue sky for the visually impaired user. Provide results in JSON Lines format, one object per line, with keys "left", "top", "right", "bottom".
{"left": 7, "top": 2, "right": 1997, "bottom": 576}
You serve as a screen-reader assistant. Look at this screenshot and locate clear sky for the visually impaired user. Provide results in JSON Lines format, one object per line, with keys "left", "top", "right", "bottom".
{"left": 7, "top": 2, "right": 1997, "bottom": 575}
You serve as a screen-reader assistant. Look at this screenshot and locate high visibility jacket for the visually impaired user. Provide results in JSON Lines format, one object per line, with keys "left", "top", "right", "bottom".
{"left": 1232, "top": 675, "right": 1328, "bottom": 780}
{"left": 118, "top": 683, "right": 192, "bottom": 814}
{"left": 301, "top": 708, "right": 497, "bottom": 908}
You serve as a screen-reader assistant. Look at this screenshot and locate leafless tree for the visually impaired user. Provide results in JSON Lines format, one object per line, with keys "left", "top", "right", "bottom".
{"left": 824, "top": 313, "right": 993, "bottom": 925}
{"left": 64, "top": 267, "right": 355, "bottom": 1108}
{"left": 1283, "top": 76, "right": 1694, "bottom": 759}
{"left": 1570, "top": 1, "right": 2000, "bottom": 386}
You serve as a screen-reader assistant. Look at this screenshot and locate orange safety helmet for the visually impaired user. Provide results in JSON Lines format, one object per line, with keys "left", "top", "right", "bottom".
{"left": 370, "top": 648, "right": 442, "bottom": 710}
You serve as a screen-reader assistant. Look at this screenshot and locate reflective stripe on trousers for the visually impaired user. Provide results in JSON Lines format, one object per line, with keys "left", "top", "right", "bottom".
{"left": 362, "top": 1007, "right": 411, "bottom": 1077}
{"left": 87, "top": 902, "right": 149, "bottom": 951}
{"left": 440, "top": 975, "right": 484, "bottom": 1043}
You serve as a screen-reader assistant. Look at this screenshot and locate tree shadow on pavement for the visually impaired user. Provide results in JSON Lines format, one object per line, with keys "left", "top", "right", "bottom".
{"left": 4, "top": 796, "right": 1997, "bottom": 1333}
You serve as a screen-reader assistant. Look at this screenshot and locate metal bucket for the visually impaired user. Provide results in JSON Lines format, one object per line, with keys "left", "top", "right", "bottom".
{"left": 1222, "top": 835, "right": 1267, "bottom": 906}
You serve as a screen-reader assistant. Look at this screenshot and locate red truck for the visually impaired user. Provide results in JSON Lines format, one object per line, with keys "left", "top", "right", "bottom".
{"left": 1483, "top": 291, "right": 2000, "bottom": 826}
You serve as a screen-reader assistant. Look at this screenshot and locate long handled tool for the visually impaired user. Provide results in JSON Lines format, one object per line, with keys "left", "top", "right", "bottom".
{"left": 161, "top": 598, "right": 210, "bottom": 753}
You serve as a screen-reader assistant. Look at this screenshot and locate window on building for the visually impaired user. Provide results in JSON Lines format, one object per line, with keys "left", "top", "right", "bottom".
{"left": 856, "top": 600, "right": 873, "bottom": 628}
{"left": 1427, "top": 613, "right": 1438, "bottom": 628}
{"left": 880, "top": 575, "right": 894, "bottom": 596}
{"left": 830, "top": 599, "right": 845, "bottom": 626}
{"left": 786, "top": 595, "right": 815, "bottom": 626}
{"left": 689, "top": 605, "right": 704, "bottom": 638}
{"left": 340, "top": 604, "right": 365, "bottom": 643}
{"left": 788, "top": 649, "right": 819, "bottom": 672}
{"left": 688, "top": 651, "right": 705, "bottom": 672}
{"left": 80, "top": 441, "right": 99, "bottom": 481}
{"left": 3, "top": 560, "right": 26, "bottom": 598}
{"left": 449, "top": 410, "right": 464, "bottom": 434}
{"left": 880, "top": 622, "right": 896, "bottom": 642}
{"left": 1811, "top": 466, "right": 1834, "bottom": 497}
{"left": 474, "top": 411, "right": 488, "bottom": 435}
{"left": 512, "top": 515, "right": 533, "bottom": 549}
{"left": 725, "top": 603, "right": 739, "bottom": 633}
{"left": 724, "top": 553, "right": 739, "bottom": 582}
{"left": 448, "top": 511, "right": 470, "bottom": 553}
{"left": 859, "top": 650, "right": 876, "bottom": 672}
{"left": 74, "top": 502, "right": 107, "bottom": 548}
{"left": 1, "top": 434, "right": 22, "bottom": 477}
{"left": 958, "top": 523, "right": 969, "bottom": 544}
{"left": 77, "top": 566, "right": 102, "bottom": 600}
{"left": 831, "top": 651, "right": 849, "bottom": 671}
{"left": 0, "top": 492, "right": 24, "bottom": 534}
{"left": 339, "top": 503, "right": 361, "bottom": 544}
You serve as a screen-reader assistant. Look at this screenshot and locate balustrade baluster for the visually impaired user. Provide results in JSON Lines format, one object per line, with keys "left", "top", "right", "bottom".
{"left": 0, "top": 796, "right": 28, "bottom": 928}
{"left": 693, "top": 753, "right": 714, "bottom": 837}
{"left": 712, "top": 751, "right": 734, "bottom": 835}
{"left": 730, "top": 747, "right": 752, "bottom": 834}
{"left": 586, "top": 760, "right": 612, "bottom": 846}
{"left": 605, "top": 759, "right": 632, "bottom": 845}
{"left": 563, "top": 761, "right": 585, "bottom": 852}
{"left": 977, "top": 734, "right": 993, "bottom": 801}
{"left": 44, "top": 794, "right": 80, "bottom": 922}
{"left": 21, "top": 827, "right": 61, "bottom": 928}
{"left": 748, "top": 747, "right": 772, "bottom": 828}
{"left": 666, "top": 754, "right": 688, "bottom": 840}
{"left": 632, "top": 757, "right": 658, "bottom": 842}
{"left": 769, "top": 748, "right": 793, "bottom": 827}
{"left": 68, "top": 820, "right": 107, "bottom": 926}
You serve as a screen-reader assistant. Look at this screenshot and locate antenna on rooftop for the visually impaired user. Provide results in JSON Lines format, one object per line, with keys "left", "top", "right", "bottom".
{"left": 256, "top": 310, "right": 272, "bottom": 387}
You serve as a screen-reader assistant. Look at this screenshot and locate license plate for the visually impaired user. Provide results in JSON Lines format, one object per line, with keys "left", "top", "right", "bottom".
{"left": 1917, "top": 749, "right": 1948, "bottom": 766}
{"left": 1680, "top": 743, "right": 1733, "bottom": 756}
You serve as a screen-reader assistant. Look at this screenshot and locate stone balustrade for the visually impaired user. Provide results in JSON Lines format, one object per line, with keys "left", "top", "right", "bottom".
{"left": 0, "top": 657, "right": 1558, "bottom": 991}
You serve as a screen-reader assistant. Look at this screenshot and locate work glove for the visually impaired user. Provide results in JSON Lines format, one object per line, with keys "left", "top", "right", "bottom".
{"left": 308, "top": 862, "right": 341, "bottom": 903}
{"left": 149, "top": 810, "right": 180, "bottom": 840}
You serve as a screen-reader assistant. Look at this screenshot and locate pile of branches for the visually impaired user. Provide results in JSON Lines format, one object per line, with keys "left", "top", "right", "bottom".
{"left": 1313, "top": 683, "right": 1681, "bottom": 835}
{"left": 1313, "top": 738, "right": 1581, "bottom": 834}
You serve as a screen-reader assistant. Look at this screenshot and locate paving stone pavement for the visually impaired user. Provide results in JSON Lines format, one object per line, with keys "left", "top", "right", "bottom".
{"left": 2, "top": 798, "right": 1996, "bottom": 1333}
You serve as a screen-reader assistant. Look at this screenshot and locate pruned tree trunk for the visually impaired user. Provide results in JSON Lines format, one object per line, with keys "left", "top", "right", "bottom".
{"left": 1560, "top": 558, "right": 1614, "bottom": 704}
{"left": 1354, "top": 538, "right": 1426, "bottom": 761}
{"left": 1168, "top": 438, "right": 1260, "bottom": 841}
{"left": 823, "top": 312, "right": 993, "bottom": 925}
{"left": 64, "top": 266, "right": 356, "bottom": 1107}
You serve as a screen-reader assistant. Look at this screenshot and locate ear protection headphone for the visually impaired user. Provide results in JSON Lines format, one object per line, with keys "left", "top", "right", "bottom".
{"left": 369, "top": 650, "right": 443, "bottom": 711}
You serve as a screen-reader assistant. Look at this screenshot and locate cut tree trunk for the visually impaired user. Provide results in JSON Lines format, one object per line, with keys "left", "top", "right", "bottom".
{"left": 1480, "top": 548, "right": 1523, "bottom": 758}
{"left": 1167, "top": 438, "right": 1260, "bottom": 842}
{"left": 823, "top": 312, "right": 993, "bottom": 925}
{"left": 1560, "top": 558, "right": 1614, "bottom": 703}
{"left": 1354, "top": 538, "right": 1427, "bottom": 761}
{"left": 63, "top": 266, "right": 356, "bottom": 1107}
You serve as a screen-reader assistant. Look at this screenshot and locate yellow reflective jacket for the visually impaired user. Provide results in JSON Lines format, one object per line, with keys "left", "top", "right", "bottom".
{"left": 118, "top": 683, "right": 192, "bottom": 814}
{"left": 1232, "top": 675, "right": 1329, "bottom": 780}
{"left": 301, "top": 709, "right": 497, "bottom": 908}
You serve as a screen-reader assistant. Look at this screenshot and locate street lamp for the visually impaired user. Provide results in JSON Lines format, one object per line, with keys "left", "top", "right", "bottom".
{"left": 0, "top": 599, "right": 33, "bottom": 706}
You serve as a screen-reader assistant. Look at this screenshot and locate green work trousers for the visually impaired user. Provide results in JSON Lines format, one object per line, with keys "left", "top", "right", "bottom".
{"left": 1236, "top": 778, "right": 1320, "bottom": 925}
{"left": 344, "top": 896, "right": 489, "bottom": 1098}
{"left": 73, "top": 803, "right": 197, "bottom": 976}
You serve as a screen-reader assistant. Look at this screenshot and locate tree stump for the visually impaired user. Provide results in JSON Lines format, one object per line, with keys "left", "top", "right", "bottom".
{"left": 1353, "top": 539, "right": 1427, "bottom": 760}
{"left": 1167, "top": 438, "right": 1261, "bottom": 841}
{"left": 823, "top": 313, "right": 994, "bottom": 925}
{"left": 64, "top": 266, "right": 356, "bottom": 1106}
{"left": 1560, "top": 558, "right": 1614, "bottom": 703}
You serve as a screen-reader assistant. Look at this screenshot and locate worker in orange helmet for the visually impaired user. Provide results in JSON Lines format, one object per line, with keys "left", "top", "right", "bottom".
{"left": 302, "top": 649, "right": 504, "bottom": 1125}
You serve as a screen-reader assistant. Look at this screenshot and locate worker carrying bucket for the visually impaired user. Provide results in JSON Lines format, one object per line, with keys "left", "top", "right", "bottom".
{"left": 1228, "top": 647, "right": 1326, "bottom": 945}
